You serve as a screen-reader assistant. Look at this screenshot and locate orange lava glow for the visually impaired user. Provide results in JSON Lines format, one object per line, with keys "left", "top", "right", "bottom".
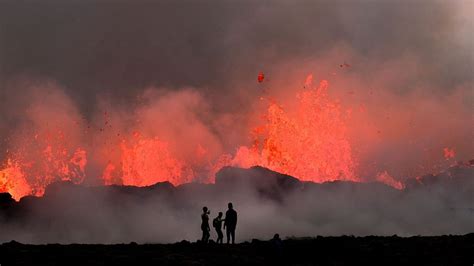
{"left": 443, "top": 147, "right": 455, "bottom": 160}
{"left": 219, "top": 80, "right": 357, "bottom": 182}
{"left": 116, "top": 135, "right": 193, "bottom": 186}
{"left": 0, "top": 159, "right": 31, "bottom": 201}
{"left": 376, "top": 171, "right": 404, "bottom": 190}
{"left": 3, "top": 76, "right": 457, "bottom": 200}
{"left": 0, "top": 129, "right": 87, "bottom": 200}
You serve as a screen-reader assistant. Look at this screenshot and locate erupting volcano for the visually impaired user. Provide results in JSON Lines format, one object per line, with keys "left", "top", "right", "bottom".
{"left": 220, "top": 79, "right": 356, "bottom": 182}
{"left": 1, "top": 77, "right": 362, "bottom": 200}
{"left": 0, "top": 68, "right": 471, "bottom": 203}
{"left": 1, "top": 1, "right": 473, "bottom": 256}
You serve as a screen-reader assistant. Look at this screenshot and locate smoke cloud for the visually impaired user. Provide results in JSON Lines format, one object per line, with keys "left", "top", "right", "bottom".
{"left": 0, "top": 0, "right": 472, "bottom": 242}
{"left": 1, "top": 165, "right": 472, "bottom": 244}
{"left": 0, "top": 0, "right": 472, "bottom": 181}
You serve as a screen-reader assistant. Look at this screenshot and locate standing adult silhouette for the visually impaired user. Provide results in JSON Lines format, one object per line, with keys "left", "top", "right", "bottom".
{"left": 201, "top": 206, "right": 210, "bottom": 243}
{"left": 224, "top": 202, "right": 237, "bottom": 244}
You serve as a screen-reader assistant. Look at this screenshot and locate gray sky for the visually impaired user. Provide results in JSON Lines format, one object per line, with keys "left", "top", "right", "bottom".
{"left": 0, "top": 0, "right": 472, "bottom": 180}
{"left": 0, "top": 1, "right": 471, "bottom": 111}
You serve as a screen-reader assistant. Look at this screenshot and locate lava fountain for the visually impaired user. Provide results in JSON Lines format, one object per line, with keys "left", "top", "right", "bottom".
{"left": 219, "top": 79, "right": 357, "bottom": 182}
{"left": 1, "top": 77, "right": 383, "bottom": 201}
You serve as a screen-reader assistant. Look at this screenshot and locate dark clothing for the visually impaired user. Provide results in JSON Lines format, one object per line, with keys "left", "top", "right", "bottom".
{"left": 201, "top": 213, "right": 210, "bottom": 229}
{"left": 224, "top": 209, "right": 237, "bottom": 244}
{"left": 224, "top": 209, "right": 237, "bottom": 228}
{"left": 201, "top": 213, "right": 210, "bottom": 243}
{"left": 213, "top": 217, "right": 224, "bottom": 244}
{"left": 213, "top": 217, "right": 223, "bottom": 229}
{"left": 201, "top": 228, "right": 210, "bottom": 243}
{"left": 216, "top": 228, "right": 224, "bottom": 244}
{"left": 226, "top": 227, "right": 235, "bottom": 244}
{"left": 271, "top": 234, "right": 283, "bottom": 251}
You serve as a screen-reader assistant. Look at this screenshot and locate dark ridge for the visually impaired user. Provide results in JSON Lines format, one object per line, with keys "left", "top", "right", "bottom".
{"left": 216, "top": 166, "right": 302, "bottom": 201}
{"left": 0, "top": 193, "right": 14, "bottom": 203}
{"left": 0, "top": 234, "right": 472, "bottom": 266}
{"left": 1, "top": 163, "right": 472, "bottom": 208}
{"left": 405, "top": 163, "right": 474, "bottom": 191}
{"left": 0, "top": 192, "right": 14, "bottom": 210}
{"left": 0, "top": 164, "right": 472, "bottom": 244}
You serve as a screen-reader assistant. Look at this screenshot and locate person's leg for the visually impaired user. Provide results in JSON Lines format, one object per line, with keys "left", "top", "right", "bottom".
{"left": 231, "top": 228, "right": 235, "bottom": 244}
{"left": 226, "top": 229, "right": 230, "bottom": 244}
{"left": 216, "top": 230, "right": 220, "bottom": 243}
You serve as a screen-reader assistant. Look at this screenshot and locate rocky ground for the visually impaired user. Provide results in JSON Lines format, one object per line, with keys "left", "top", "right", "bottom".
{"left": 1, "top": 234, "right": 473, "bottom": 266}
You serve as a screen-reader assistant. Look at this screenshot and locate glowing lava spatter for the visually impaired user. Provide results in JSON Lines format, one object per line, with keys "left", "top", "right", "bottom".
{"left": 376, "top": 171, "right": 404, "bottom": 190}
{"left": 118, "top": 135, "right": 193, "bottom": 186}
{"left": 0, "top": 130, "right": 87, "bottom": 200}
{"left": 101, "top": 134, "right": 214, "bottom": 186}
{"left": 1, "top": 77, "right": 420, "bottom": 200}
{"left": 0, "top": 159, "right": 31, "bottom": 201}
{"left": 221, "top": 80, "right": 357, "bottom": 182}
{"left": 443, "top": 147, "right": 455, "bottom": 160}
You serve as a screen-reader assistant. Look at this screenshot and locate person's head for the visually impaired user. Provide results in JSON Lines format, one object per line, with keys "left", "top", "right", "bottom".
{"left": 203, "top": 206, "right": 208, "bottom": 213}
{"left": 218, "top": 212, "right": 223, "bottom": 217}
{"left": 228, "top": 202, "right": 233, "bottom": 209}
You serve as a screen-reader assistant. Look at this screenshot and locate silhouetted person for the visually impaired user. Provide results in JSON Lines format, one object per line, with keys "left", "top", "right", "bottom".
{"left": 213, "top": 212, "right": 224, "bottom": 244}
{"left": 201, "top": 206, "right": 210, "bottom": 243}
{"left": 224, "top": 202, "right": 237, "bottom": 244}
{"left": 269, "top": 233, "right": 284, "bottom": 262}
{"left": 271, "top": 233, "right": 283, "bottom": 251}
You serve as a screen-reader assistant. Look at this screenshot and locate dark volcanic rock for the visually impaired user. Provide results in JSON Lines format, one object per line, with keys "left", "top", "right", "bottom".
{"left": 0, "top": 193, "right": 14, "bottom": 205}
{"left": 216, "top": 166, "right": 302, "bottom": 201}
{"left": 404, "top": 164, "right": 474, "bottom": 207}
{"left": 98, "top": 181, "right": 176, "bottom": 199}
{"left": 0, "top": 193, "right": 15, "bottom": 212}
{"left": 0, "top": 164, "right": 472, "bottom": 244}
{"left": 0, "top": 234, "right": 472, "bottom": 266}
{"left": 405, "top": 163, "right": 474, "bottom": 190}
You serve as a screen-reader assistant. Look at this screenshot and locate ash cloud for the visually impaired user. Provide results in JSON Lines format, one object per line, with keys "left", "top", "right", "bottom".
{"left": 0, "top": 1, "right": 471, "bottom": 104}
{"left": 0, "top": 0, "right": 473, "bottom": 242}
{"left": 0, "top": 1, "right": 472, "bottom": 175}
{"left": 0, "top": 165, "right": 472, "bottom": 244}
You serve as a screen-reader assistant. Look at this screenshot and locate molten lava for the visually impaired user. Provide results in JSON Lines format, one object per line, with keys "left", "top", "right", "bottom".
{"left": 112, "top": 135, "right": 193, "bottom": 186}
{"left": 443, "top": 147, "right": 455, "bottom": 160}
{"left": 0, "top": 129, "right": 87, "bottom": 200}
{"left": 376, "top": 171, "right": 404, "bottom": 190}
{"left": 221, "top": 80, "right": 357, "bottom": 182}
{"left": 0, "top": 159, "right": 31, "bottom": 201}
{"left": 1, "top": 76, "right": 428, "bottom": 200}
